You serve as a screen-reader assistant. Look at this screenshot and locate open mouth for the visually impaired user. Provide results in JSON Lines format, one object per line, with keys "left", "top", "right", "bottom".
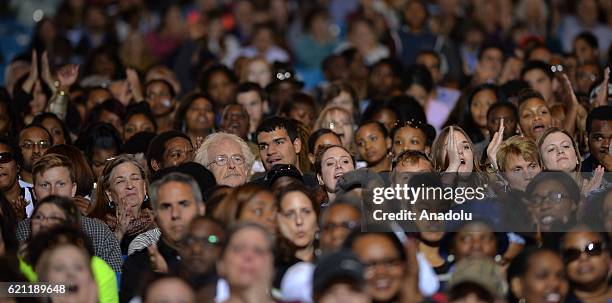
{"left": 533, "top": 123, "right": 545, "bottom": 132}
{"left": 459, "top": 158, "right": 466, "bottom": 165}
{"left": 266, "top": 157, "right": 282, "bottom": 165}
{"left": 545, "top": 292, "right": 562, "bottom": 303}
{"left": 540, "top": 215, "right": 555, "bottom": 225}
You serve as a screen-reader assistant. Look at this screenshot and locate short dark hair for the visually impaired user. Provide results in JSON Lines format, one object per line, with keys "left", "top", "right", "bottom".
{"left": 357, "top": 120, "right": 389, "bottom": 138}
{"left": 525, "top": 171, "right": 581, "bottom": 203}
{"left": 145, "top": 78, "right": 176, "bottom": 99}
{"left": 371, "top": 57, "right": 403, "bottom": 79}
{"left": 19, "top": 124, "right": 53, "bottom": 145}
{"left": 197, "top": 64, "right": 238, "bottom": 94}
{"left": 255, "top": 116, "right": 299, "bottom": 143}
{"left": 586, "top": 105, "right": 612, "bottom": 134}
{"left": 278, "top": 92, "right": 316, "bottom": 117}
{"left": 236, "top": 82, "right": 266, "bottom": 101}
{"left": 517, "top": 88, "right": 546, "bottom": 108}
{"left": 574, "top": 31, "right": 599, "bottom": 49}
{"left": 401, "top": 64, "right": 434, "bottom": 93}
{"left": 87, "top": 99, "right": 126, "bottom": 129}
{"left": 124, "top": 102, "right": 157, "bottom": 132}
{"left": 74, "top": 122, "right": 122, "bottom": 161}
{"left": 173, "top": 92, "right": 215, "bottom": 132}
{"left": 308, "top": 128, "right": 341, "bottom": 154}
{"left": 521, "top": 60, "right": 553, "bottom": 80}
{"left": 477, "top": 43, "right": 504, "bottom": 61}
{"left": 486, "top": 102, "right": 518, "bottom": 121}
{"left": 392, "top": 149, "right": 432, "bottom": 169}
{"left": 32, "top": 113, "right": 72, "bottom": 145}
{"left": 146, "top": 131, "right": 192, "bottom": 171}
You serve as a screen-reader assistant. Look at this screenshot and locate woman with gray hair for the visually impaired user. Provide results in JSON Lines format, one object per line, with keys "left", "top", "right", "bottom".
{"left": 194, "top": 132, "right": 255, "bottom": 187}
{"left": 90, "top": 154, "right": 156, "bottom": 254}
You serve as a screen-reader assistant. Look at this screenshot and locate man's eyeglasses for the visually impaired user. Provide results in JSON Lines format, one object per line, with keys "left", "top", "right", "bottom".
{"left": 207, "top": 155, "right": 245, "bottom": 167}
{"left": 0, "top": 152, "right": 14, "bottom": 164}
{"left": 562, "top": 242, "right": 605, "bottom": 264}
{"left": 20, "top": 140, "right": 51, "bottom": 150}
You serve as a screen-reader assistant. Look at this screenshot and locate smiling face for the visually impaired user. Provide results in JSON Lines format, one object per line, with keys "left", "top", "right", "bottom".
{"left": 277, "top": 191, "right": 318, "bottom": 249}
{"left": 540, "top": 131, "right": 578, "bottom": 172}
{"left": 519, "top": 98, "right": 552, "bottom": 141}
{"left": 355, "top": 123, "right": 390, "bottom": 166}
{"left": 318, "top": 146, "right": 355, "bottom": 194}
{"left": 352, "top": 234, "right": 404, "bottom": 302}
{"left": 392, "top": 126, "right": 428, "bottom": 157}
{"left": 106, "top": 162, "right": 146, "bottom": 210}
{"left": 515, "top": 251, "right": 568, "bottom": 303}
{"left": 452, "top": 222, "right": 498, "bottom": 261}
{"left": 185, "top": 97, "right": 215, "bottom": 134}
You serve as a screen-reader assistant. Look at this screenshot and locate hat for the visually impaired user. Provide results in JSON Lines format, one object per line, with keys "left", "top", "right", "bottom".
{"left": 280, "top": 262, "right": 315, "bottom": 303}
{"left": 312, "top": 250, "right": 365, "bottom": 296}
{"left": 264, "top": 164, "right": 303, "bottom": 187}
{"left": 447, "top": 257, "right": 508, "bottom": 299}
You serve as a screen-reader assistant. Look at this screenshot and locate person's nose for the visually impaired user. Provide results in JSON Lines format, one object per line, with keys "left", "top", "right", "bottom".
{"left": 171, "top": 206, "right": 180, "bottom": 220}
{"left": 602, "top": 137, "right": 610, "bottom": 150}
{"left": 295, "top": 212, "right": 304, "bottom": 226}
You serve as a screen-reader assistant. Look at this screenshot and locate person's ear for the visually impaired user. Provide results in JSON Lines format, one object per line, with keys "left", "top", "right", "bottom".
{"left": 198, "top": 203, "right": 206, "bottom": 216}
{"left": 293, "top": 137, "right": 302, "bottom": 154}
{"left": 151, "top": 159, "right": 160, "bottom": 171}
{"left": 510, "top": 277, "right": 524, "bottom": 299}
{"left": 71, "top": 182, "right": 77, "bottom": 198}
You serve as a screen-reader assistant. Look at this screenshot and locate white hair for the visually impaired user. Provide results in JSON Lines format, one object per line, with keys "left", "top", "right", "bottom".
{"left": 194, "top": 132, "right": 255, "bottom": 171}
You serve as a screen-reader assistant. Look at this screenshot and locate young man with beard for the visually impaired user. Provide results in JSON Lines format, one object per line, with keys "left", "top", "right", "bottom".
{"left": 18, "top": 125, "right": 52, "bottom": 185}
{"left": 254, "top": 116, "right": 319, "bottom": 189}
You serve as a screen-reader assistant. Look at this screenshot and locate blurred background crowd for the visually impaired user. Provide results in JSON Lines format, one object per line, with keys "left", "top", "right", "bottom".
{"left": 0, "top": 0, "right": 610, "bottom": 303}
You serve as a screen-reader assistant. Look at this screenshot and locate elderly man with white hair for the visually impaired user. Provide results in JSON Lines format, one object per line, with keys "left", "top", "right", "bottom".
{"left": 195, "top": 132, "right": 254, "bottom": 187}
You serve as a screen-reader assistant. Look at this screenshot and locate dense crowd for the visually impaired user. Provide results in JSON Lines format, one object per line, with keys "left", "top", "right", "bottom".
{"left": 0, "top": 0, "right": 611, "bottom": 303}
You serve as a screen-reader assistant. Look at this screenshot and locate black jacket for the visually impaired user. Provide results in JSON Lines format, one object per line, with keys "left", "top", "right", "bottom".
{"left": 120, "top": 237, "right": 181, "bottom": 303}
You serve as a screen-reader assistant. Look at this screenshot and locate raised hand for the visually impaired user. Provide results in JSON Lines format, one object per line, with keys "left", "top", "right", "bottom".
{"left": 487, "top": 118, "right": 505, "bottom": 171}
{"left": 114, "top": 197, "right": 132, "bottom": 242}
{"left": 22, "top": 51, "right": 38, "bottom": 93}
{"left": 126, "top": 68, "right": 143, "bottom": 102}
{"left": 581, "top": 165, "right": 604, "bottom": 196}
{"left": 10, "top": 196, "right": 28, "bottom": 221}
{"left": 73, "top": 196, "right": 91, "bottom": 215}
{"left": 57, "top": 64, "right": 79, "bottom": 90}
{"left": 445, "top": 126, "right": 461, "bottom": 172}
{"left": 41, "top": 51, "right": 55, "bottom": 91}
{"left": 560, "top": 73, "right": 580, "bottom": 136}
{"left": 148, "top": 244, "right": 169, "bottom": 273}
{"left": 592, "top": 67, "right": 609, "bottom": 108}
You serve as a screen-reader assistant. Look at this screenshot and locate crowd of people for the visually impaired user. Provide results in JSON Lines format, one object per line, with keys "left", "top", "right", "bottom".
{"left": 0, "top": 0, "right": 611, "bottom": 302}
